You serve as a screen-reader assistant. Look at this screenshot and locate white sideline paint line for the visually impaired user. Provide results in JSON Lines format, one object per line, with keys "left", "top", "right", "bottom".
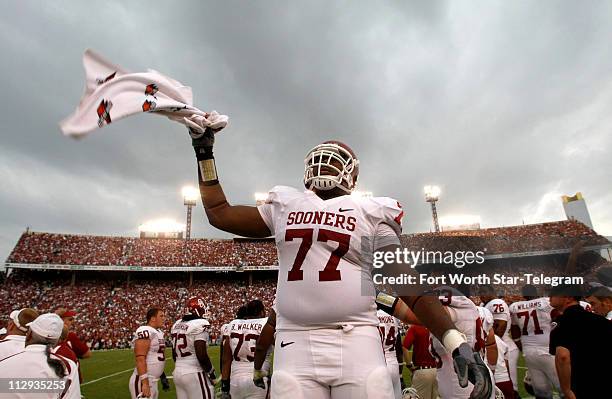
{"left": 82, "top": 369, "right": 133, "bottom": 386}
{"left": 82, "top": 364, "right": 528, "bottom": 386}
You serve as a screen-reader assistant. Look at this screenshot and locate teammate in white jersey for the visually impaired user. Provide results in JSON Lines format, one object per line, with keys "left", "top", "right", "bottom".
{"left": 129, "top": 307, "right": 166, "bottom": 399}
{"left": 171, "top": 297, "right": 216, "bottom": 399}
{"left": 377, "top": 309, "right": 403, "bottom": 399}
{"left": 401, "top": 287, "right": 495, "bottom": 399}
{"left": 476, "top": 306, "right": 498, "bottom": 374}
{"left": 189, "top": 126, "right": 491, "bottom": 398}
{"left": 221, "top": 300, "right": 271, "bottom": 399}
{"left": 509, "top": 285, "right": 560, "bottom": 399}
{"left": 220, "top": 304, "right": 247, "bottom": 377}
{"left": 479, "top": 286, "right": 519, "bottom": 397}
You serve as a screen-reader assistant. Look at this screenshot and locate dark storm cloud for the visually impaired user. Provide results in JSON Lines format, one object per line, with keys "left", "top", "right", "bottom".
{"left": 1, "top": 1, "right": 612, "bottom": 262}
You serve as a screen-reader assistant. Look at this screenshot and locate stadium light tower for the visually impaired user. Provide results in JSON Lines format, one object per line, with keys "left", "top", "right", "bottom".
{"left": 424, "top": 185, "right": 441, "bottom": 233}
{"left": 182, "top": 186, "right": 199, "bottom": 240}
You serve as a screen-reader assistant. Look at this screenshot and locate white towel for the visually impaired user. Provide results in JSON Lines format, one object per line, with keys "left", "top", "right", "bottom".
{"left": 59, "top": 49, "right": 227, "bottom": 137}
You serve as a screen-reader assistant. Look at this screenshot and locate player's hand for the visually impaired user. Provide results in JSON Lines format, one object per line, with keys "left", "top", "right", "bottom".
{"left": 563, "top": 389, "right": 577, "bottom": 399}
{"left": 140, "top": 379, "right": 151, "bottom": 398}
{"left": 253, "top": 369, "right": 267, "bottom": 389}
{"left": 185, "top": 111, "right": 227, "bottom": 144}
{"left": 452, "top": 343, "right": 493, "bottom": 399}
{"left": 160, "top": 374, "right": 170, "bottom": 391}
{"left": 206, "top": 367, "right": 217, "bottom": 382}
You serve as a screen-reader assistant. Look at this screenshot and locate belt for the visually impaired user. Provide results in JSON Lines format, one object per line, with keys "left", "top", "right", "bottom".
{"left": 413, "top": 365, "right": 435, "bottom": 370}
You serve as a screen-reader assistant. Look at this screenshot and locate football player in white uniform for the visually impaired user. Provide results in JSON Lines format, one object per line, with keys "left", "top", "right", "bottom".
{"left": 129, "top": 307, "right": 166, "bottom": 399}
{"left": 220, "top": 305, "right": 247, "bottom": 376}
{"left": 475, "top": 306, "right": 498, "bottom": 374}
{"left": 400, "top": 287, "right": 495, "bottom": 399}
{"left": 377, "top": 309, "right": 404, "bottom": 399}
{"left": 221, "top": 300, "right": 271, "bottom": 399}
{"left": 188, "top": 122, "right": 491, "bottom": 399}
{"left": 171, "top": 297, "right": 216, "bottom": 399}
{"left": 479, "top": 286, "right": 519, "bottom": 397}
{"left": 509, "top": 285, "right": 560, "bottom": 399}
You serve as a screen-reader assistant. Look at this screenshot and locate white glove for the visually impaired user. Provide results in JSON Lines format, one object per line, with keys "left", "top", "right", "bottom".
{"left": 183, "top": 111, "right": 228, "bottom": 136}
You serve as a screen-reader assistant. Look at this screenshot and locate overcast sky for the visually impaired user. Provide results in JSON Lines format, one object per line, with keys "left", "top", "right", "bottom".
{"left": 1, "top": 1, "right": 612, "bottom": 262}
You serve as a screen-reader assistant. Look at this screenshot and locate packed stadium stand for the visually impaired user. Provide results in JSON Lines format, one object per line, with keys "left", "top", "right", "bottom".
{"left": 2, "top": 219, "right": 610, "bottom": 349}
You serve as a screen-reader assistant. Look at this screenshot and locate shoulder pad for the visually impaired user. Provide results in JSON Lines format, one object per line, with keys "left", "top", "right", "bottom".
{"left": 362, "top": 196, "right": 404, "bottom": 233}
{"left": 134, "top": 325, "right": 155, "bottom": 340}
{"left": 264, "top": 186, "right": 302, "bottom": 203}
{"left": 187, "top": 319, "right": 210, "bottom": 335}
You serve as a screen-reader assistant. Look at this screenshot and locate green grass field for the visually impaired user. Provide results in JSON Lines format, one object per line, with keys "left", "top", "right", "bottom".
{"left": 80, "top": 347, "right": 532, "bottom": 398}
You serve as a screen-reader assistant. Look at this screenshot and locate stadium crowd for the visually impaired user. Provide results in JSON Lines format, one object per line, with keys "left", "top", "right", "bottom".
{"left": 0, "top": 271, "right": 276, "bottom": 350}
{"left": 7, "top": 220, "right": 608, "bottom": 269}
{"left": 402, "top": 219, "right": 609, "bottom": 255}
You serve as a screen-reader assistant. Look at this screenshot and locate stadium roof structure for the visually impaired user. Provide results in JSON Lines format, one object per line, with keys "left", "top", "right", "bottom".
{"left": 4, "top": 220, "right": 611, "bottom": 272}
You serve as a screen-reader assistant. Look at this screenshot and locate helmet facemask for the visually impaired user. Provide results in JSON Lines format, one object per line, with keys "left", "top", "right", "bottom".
{"left": 304, "top": 143, "right": 359, "bottom": 194}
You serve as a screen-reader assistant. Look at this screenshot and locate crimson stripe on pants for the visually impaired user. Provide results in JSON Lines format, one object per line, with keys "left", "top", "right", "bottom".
{"left": 134, "top": 375, "right": 139, "bottom": 397}
{"left": 197, "top": 372, "right": 209, "bottom": 399}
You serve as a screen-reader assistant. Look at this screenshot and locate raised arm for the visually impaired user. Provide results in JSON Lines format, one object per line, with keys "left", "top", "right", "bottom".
{"left": 190, "top": 123, "right": 271, "bottom": 238}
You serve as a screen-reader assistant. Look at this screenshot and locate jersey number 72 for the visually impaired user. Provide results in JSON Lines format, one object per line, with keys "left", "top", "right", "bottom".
{"left": 285, "top": 228, "right": 350, "bottom": 282}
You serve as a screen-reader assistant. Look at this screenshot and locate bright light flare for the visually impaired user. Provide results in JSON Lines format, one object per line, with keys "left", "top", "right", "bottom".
{"left": 138, "top": 218, "right": 185, "bottom": 233}
{"left": 424, "top": 185, "right": 441, "bottom": 201}
{"left": 182, "top": 186, "right": 199, "bottom": 202}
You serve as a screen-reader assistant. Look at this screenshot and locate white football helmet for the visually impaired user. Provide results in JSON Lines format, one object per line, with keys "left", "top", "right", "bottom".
{"left": 494, "top": 386, "right": 505, "bottom": 399}
{"left": 304, "top": 140, "right": 359, "bottom": 193}
{"left": 402, "top": 387, "right": 420, "bottom": 399}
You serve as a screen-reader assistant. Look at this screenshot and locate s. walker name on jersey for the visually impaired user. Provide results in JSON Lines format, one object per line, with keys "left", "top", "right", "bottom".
{"left": 286, "top": 211, "right": 356, "bottom": 232}
{"left": 231, "top": 322, "right": 263, "bottom": 333}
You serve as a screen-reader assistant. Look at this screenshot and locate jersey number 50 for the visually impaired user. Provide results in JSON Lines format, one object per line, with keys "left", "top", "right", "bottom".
{"left": 285, "top": 228, "right": 350, "bottom": 282}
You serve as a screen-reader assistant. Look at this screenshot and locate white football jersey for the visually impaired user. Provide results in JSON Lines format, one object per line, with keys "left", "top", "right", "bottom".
{"left": 431, "top": 289, "right": 493, "bottom": 399}
{"left": 377, "top": 309, "right": 400, "bottom": 365}
{"left": 258, "top": 186, "right": 403, "bottom": 330}
{"left": 493, "top": 335, "right": 510, "bottom": 383}
{"left": 171, "top": 317, "right": 211, "bottom": 375}
{"left": 132, "top": 325, "right": 166, "bottom": 378}
{"left": 476, "top": 306, "right": 493, "bottom": 355}
{"left": 221, "top": 323, "right": 230, "bottom": 339}
{"left": 484, "top": 298, "right": 518, "bottom": 352}
{"left": 509, "top": 297, "right": 553, "bottom": 350}
{"left": 228, "top": 317, "right": 270, "bottom": 378}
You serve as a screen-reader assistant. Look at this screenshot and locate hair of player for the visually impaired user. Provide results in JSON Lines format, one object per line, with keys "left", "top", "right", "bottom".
{"left": 549, "top": 283, "right": 582, "bottom": 301}
{"left": 521, "top": 284, "right": 538, "bottom": 298}
{"left": 236, "top": 305, "right": 248, "bottom": 319}
{"left": 246, "top": 299, "right": 265, "bottom": 318}
{"left": 29, "top": 331, "right": 66, "bottom": 378}
{"left": 146, "top": 307, "right": 162, "bottom": 322}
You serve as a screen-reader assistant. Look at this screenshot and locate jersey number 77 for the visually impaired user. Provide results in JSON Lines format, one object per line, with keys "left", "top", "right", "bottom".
{"left": 285, "top": 228, "right": 350, "bottom": 282}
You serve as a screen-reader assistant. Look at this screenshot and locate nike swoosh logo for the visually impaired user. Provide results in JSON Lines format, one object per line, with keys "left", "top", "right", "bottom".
{"left": 339, "top": 208, "right": 354, "bottom": 212}
{"left": 280, "top": 341, "right": 295, "bottom": 348}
